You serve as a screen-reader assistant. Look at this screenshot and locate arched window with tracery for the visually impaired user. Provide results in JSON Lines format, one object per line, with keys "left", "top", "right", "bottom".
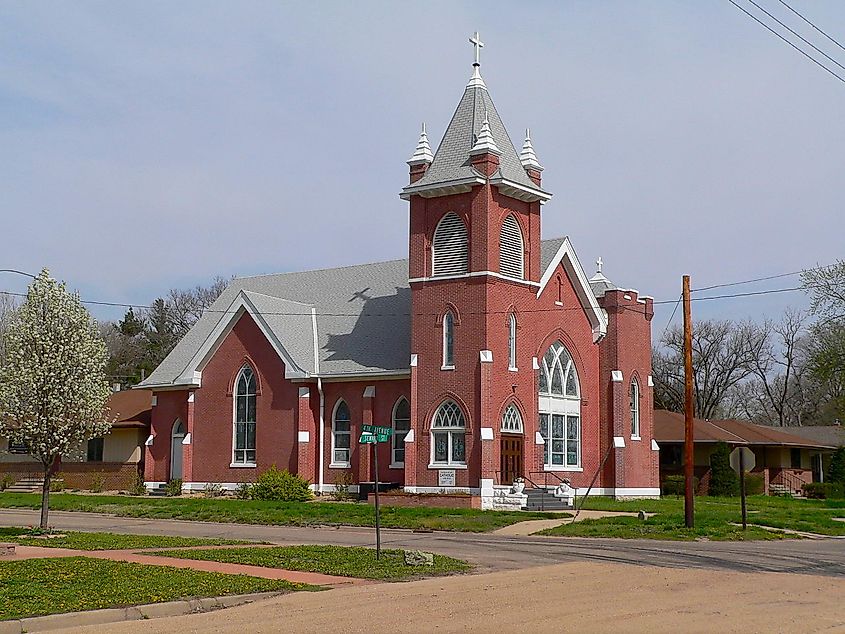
{"left": 233, "top": 366, "right": 257, "bottom": 465}
{"left": 538, "top": 342, "right": 581, "bottom": 468}
{"left": 430, "top": 400, "right": 466, "bottom": 466}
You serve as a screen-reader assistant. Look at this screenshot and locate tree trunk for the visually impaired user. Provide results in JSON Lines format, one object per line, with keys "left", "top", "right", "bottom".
{"left": 40, "top": 465, "right": 51, "bottom": 530}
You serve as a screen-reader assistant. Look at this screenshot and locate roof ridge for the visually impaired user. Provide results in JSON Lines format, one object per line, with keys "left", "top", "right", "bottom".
{"left": 234, "top": 257, "right": 409, "bottom": 281}
{"left": 240, "top": 289, "right": 314, "bottom": 308}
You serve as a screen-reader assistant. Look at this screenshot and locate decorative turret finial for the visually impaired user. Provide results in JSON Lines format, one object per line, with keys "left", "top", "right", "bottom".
{"left": 467, "top": 31, "right": 487, "bottom": 89}
{"left": 470, "top": 111, "right": 501, "bottom": 156}
{"left": 596, "top": 256, "right": 603, "bottom": 274}
{"left": 407, "top": 123, "right": 434, "bottom": 165}
{"left": 519, "top": 128, "right": 544, "bottom": 172}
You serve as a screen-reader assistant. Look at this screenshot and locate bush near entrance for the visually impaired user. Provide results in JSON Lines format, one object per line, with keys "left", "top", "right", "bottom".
{"left": 709, "top": 442, "right": 740, "bottom": 497}
{"left": 829, "top": 447, "right": 845, "bottom": 485}
{"left": 250, "top": 466, "right": 312, "bottom": 502}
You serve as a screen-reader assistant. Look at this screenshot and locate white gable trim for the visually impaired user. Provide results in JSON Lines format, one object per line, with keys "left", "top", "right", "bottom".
{"left": 537, "top": 237, "right": 607, "bottom": 342}
{"left": 176, "top": 291, "right": 310, "bottom": 385}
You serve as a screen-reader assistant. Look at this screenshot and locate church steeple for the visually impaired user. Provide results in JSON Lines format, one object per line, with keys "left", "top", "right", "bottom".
{"left": 401, "top": 33, "right": 551, "bottom": 203}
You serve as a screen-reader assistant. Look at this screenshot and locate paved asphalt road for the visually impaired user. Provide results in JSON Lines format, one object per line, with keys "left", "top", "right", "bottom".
{"left": 1, "top": 509, "right": 843, "bottom": 577}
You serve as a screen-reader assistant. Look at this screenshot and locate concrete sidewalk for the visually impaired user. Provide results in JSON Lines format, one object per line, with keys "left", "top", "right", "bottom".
{"left": 4, "top": 544, "right": 369, "bottom": 587}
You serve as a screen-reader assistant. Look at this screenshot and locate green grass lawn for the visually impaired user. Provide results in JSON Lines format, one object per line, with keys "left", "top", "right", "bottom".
{"left": 0, "top": 493, "right": 559, "bottom": 532}
{"left": 0, "top": 527, "right": 251, "bottom": 550}
{"left": 538, "top": 495, "right": 845, "bottom": 540}
{"left": 151, "top": 544, "right": 472, "bottom": 580}
{"left": 0, "top": 557, "right": 312, "bottom": 621}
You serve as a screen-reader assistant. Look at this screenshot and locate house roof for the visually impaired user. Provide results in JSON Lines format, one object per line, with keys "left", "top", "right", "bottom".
{"left": 401, "top": 65, "right": 550, "bottom": 202}
{"left": 138, "top": 238, "right": 584, "bottom": 388}
{"left": 109, "top": 389, "right": 152, "bottom": 429}
{"left": 653, "top": 410, "right": 837, "bottom": 450}
{"left": 777, "top": 425, "right": 845, "bottom": 448}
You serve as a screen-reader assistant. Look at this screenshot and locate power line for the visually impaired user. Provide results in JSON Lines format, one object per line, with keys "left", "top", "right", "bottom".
{"left": 777, "top": 0, "right": 845, "bottom": 54}
{"left": 727, "top": 0, "right": 845, "bottom": 84}
{"left": 0, "top": 283, "right": 823, "bottom": 317}
{"left": 743, "top": 0, "right": 845, "bottom": 72}
{"left": 691, "top": 269, "right": 805, "bottom": 292}
{"left": 660, "top": 294, "right": 683, "bottom": 342}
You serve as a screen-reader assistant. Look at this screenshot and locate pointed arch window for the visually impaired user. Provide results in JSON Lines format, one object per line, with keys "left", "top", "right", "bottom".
{"left": 432, "top": 212, "right": 468, "bottom": 276}
{"left": 501, "top": 404, "right": 523, "bottom": 434}
{"left": 442, "top": 311, "right": 455, "bottom": 369}
{"left": 538, "top": 342, "right": 581, "bottom": 469}
{"left": 332, "top": 400, "right": 352, "bottom": 467}
{"left": 499, "top": 214, "right": 524, "bottom": 279}
{"left": 391, "top": 398, "right": 411, "bottom": 466}
{"left": 233, "top": 366, "right": 257, "bottom": 465}
{"left": 508, "top": 312, "right": 517, "bottom": 370}
{"left": 630, "top": 379, "right": 641, "bottom": 438}
{"left": 431, "top": 400, "right": 466, "bottom": 466}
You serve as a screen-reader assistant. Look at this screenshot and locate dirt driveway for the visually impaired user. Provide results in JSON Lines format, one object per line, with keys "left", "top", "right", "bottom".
{"left": 63, "top": 560, "right": 845, "bottom": 634}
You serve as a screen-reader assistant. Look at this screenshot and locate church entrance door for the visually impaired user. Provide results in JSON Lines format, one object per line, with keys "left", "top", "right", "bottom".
{"left": 500, "top": 435, "right": 523, "bottom": 485}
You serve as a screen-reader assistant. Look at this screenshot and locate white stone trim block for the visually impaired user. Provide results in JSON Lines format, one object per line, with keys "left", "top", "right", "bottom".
{"left": 298, "top": 431, "right": 310, "bottom": 443}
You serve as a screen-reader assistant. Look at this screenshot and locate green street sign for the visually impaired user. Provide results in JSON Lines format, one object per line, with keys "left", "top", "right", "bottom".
{"left": 359, "top": 432, "right": 376, "bottom": 444}
{"left": 362, "top": 424, "right": 392, "bottom": 436}
{"left": 376, "top": 433, "right": 390, "bottom": 443}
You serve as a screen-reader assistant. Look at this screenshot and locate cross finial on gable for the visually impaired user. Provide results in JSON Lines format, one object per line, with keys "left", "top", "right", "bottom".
{"left": 469, "top": 31, "right": 484, "bottom": 67}
{"left": 596, "top": 256, "right": 603, "bottom": 274}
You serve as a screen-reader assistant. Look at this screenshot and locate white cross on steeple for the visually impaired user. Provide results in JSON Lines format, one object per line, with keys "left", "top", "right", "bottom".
{"left": 469, "top": 31, "right": 484, "bottom": 66}
{"left": 596, "top": 256, "right": 603, "bottom": 274}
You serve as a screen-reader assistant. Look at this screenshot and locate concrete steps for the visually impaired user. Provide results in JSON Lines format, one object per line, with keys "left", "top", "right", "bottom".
{"left": 3, "top": 478, "right": 43, "bottom": 494}
{"left": 524, "top": 488, "right": 572, "bottom": 511}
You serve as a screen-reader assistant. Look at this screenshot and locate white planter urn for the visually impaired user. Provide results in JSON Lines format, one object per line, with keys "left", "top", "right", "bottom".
{"left": 512, "top": 480, "right": 525, "bottom": 495}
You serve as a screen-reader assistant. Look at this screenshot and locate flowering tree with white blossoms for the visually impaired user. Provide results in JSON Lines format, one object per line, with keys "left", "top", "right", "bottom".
{"left": 0, "top": 270, "right": 112, "bottom": 528}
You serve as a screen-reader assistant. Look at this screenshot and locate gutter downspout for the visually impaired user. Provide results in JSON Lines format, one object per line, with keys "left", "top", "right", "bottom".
{"left": 317, "top": 377, "right": 325, "bottom": 494}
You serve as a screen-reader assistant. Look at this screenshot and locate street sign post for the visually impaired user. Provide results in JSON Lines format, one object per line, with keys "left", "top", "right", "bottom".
{"left": 730, "top": 447, "right": 755, "bottom": 530}
{"left": 359, "top": 425, "right": 393, "bottom": 559}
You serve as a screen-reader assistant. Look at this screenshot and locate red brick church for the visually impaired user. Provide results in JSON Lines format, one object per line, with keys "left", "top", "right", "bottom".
{"left": 138, "top": 35, "right": 660, "bottom": 505}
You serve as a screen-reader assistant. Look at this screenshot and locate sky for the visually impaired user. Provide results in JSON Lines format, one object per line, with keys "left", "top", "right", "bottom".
{"left": 1, "top": 1, "right": 843, "bottom": 335}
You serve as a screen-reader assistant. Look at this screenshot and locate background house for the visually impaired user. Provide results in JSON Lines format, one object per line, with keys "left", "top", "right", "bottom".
{"left": 0, "top": 389, "right": 151, "bottom": 491}
{"left": 654, "top": 410, "right": 836, "bottom": 495}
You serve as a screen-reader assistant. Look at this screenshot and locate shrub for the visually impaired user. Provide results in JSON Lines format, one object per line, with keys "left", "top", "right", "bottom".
{"left": 235, "top": 482, "right": 253, "bottom": 500}
{"left": 0, "top": 474, "right": 14, "bottom": 491}
{"left": 165, "top": 479, "right": 183, "bottom": 497}
{"left": 708, "top": 442, "right": 739, "bottom": 497}
{"left": 203, "top": 482, "right": 224, "bottom": 498}
{"left": 829, "top": 447, "right": 845, "bottom": 485}
{"left": 251, "top": 466, "right": 312, "bottom": 502}
{"left": 661, "top": 474, "right": 699, "bottom": 496}
{"left": 803, "top": 482, "right": 845, "bottom": 499}
{"left": 89, "top": 472, "right": 105, "bottom": 493}
{"left": 331, "top": 472, "right": 354, "bottom": 502}
{"left": 128, "top": 471, "right": 147, "bottom": 496}
{"left": 50, "top": 477, "right": 65, "bottom": 493}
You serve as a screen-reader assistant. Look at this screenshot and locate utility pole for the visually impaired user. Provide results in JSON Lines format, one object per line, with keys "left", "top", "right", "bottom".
{"left": 683, "top": 275, "right": 695, "bottom": 529}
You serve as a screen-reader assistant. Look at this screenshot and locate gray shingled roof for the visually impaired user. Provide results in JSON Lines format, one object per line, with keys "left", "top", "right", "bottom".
{"left": 139, "top": 239, "right": 570, "bottom": 387}
{"left": 403, "top": 76, "right": 543, "bottom": 193}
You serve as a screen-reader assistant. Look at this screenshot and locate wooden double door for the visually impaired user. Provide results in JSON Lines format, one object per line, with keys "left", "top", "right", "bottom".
{"left": 500, "top": 434, "right": 524, "bottom": 485}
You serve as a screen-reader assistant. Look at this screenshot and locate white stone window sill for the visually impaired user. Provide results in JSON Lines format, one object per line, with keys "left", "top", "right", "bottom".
{"left": 544, "top": 466, "right": 583, "bottom": 472}
{"left": 441, "top": 365, "right": 455, "bottom": 371}
{"left": 428, "top": 463, "right": 468, "bottom": 470}
{"left": 389, "top": 462, "right": 405, "bottom": 469}
{"left": 508, "top": 366, "right": 518, "bottom": 372}
{"left": 230, "top": 463, "right": 257, "bottom": 468}
{"left": 329, "top": 463, "right": 351, "bottom": 469}
{"left": 631, "top": 435, "right": 641, "bottom": 441}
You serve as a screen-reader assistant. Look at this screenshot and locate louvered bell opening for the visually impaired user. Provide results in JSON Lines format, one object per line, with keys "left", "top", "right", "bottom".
{"left": 432, "top": 213, "right": 469, "bottom": 276}
{"left": 499, "top": 215, "right": 524, "bottom": 279}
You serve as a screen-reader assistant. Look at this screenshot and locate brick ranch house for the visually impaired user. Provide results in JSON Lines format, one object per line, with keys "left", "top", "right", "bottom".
{"left": 0, "top": 389, "right": 151, "bottom": 491}
{"left": 137, "top": 38, "right": 660, "bottom": 506}
{"left": 654, "top": 410, "right": 837, "bottom": 496}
